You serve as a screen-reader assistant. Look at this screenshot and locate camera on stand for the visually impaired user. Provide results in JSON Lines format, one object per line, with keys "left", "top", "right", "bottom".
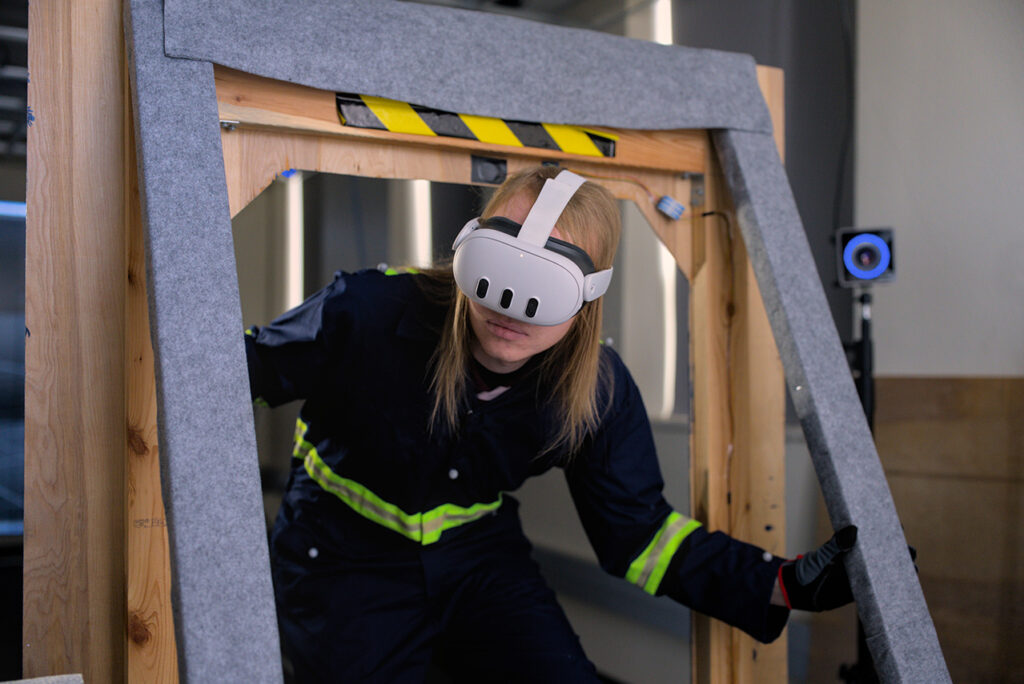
{"left": 835, "top": 227, "right": 895, "bottom": 288}
{"left": 834, "top": 226, "right": 895, "bottom": 684}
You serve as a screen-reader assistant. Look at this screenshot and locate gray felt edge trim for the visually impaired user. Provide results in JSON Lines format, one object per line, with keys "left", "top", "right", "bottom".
{"left": 125, "top": 1, "right": 283, "bottom": 681}
{"left": 712, "top": 129, "right": 951, "bottom": 683}
{"left": 162, "top": 0, "right": 772, "bottom": 134}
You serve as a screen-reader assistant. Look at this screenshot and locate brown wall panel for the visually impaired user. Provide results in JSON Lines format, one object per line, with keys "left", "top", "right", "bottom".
{"left": 875, "top": 377, "right": 1022, "bottom": 480}
{"left": 873, "top": 377, "right": 1023, "bottom": 683}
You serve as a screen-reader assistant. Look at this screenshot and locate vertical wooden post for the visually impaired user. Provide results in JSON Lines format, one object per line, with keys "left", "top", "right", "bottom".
{"left": 729, "top": 65, "right": 787, "bottom": 683}
{"left": 689, "top": 135, "right": 743, "bottom": 684}
{"left": 690, "top": 66, "right": 786, "bottom": 684}
{"left": 23, "top": 0, "right": 127, "bottom": 680}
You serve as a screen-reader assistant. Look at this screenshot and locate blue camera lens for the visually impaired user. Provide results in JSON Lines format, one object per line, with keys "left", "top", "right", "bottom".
{"left": 843, "top": 234, "right": 891, "bottom": 280}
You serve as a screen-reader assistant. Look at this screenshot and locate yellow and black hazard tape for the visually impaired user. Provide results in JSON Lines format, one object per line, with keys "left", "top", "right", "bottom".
{"left": 337, "top": 93, "right": 617, "bottom": 158}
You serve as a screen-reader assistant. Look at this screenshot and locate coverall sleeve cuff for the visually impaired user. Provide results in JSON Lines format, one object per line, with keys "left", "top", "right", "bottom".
{"left": 749, "top": 553, "right": 790, "bottom": 643}
{"left": 657, "top": 529, "right": 791, "bottom": 643}
{"left": 763, "top": 604, "right": 790, "bottom": 643}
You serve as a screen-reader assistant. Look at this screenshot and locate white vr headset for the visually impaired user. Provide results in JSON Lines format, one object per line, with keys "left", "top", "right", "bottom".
{"left": 451, "top": 170, "right": 614, "bottom": 326}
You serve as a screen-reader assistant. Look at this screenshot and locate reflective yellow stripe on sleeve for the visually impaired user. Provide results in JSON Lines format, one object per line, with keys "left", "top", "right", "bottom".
{"left": 292, "top": 418, "right": 503, "bottom": 545}
{"left": 625, "top": 511, "right": 702, "bottom": 595}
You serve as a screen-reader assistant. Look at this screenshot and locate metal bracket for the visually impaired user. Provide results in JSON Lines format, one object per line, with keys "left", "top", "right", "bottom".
{"left": 219, "top": 119, "right": 240, "bottom": 131}
{"left": 683, "top": 172, "right": 705, "bottom": 207}
{"left": 470, "top": 155, "right": 507, "bottom": 185}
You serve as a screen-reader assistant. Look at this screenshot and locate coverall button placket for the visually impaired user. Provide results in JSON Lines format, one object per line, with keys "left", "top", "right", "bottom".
{"left": 420, "top": 533, "right": 454, "bottom": 598}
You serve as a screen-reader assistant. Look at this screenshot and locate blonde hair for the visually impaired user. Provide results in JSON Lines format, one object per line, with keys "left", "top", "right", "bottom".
{"left": 424, "top": 166, "right": 621, "bottom": 457}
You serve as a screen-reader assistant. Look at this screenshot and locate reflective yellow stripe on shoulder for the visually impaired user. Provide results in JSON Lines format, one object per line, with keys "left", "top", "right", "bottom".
{"left": 292, "top": 418, "right": 502, "bottom": 545}
{"left": 625, "top": 511, "right": 702, "bottom": 595}
{"left": 383, "top": 266, "right": 420, "bottom": 276}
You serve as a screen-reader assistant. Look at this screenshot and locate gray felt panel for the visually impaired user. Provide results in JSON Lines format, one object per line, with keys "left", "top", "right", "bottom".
{"left": 712, "top": 129, "right": 950, "bottom": 683}
{"left": 162, "top": 0, "right": 771, "bottom": 134}
{"left": 125, "top": 0, "right": 283, "bottom": 681}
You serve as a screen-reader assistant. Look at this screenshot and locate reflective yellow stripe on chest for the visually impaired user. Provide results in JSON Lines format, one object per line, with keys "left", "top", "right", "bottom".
{"left": 292, "top": 418, "right": 503, "bottom": 545}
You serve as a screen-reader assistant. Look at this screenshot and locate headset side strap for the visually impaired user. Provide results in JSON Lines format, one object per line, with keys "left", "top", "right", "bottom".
{"left": 583, "top": 267, "right": 614, "bottom": 301}
{"left": 452, "top": 217, "right": 481, "bottom": 249}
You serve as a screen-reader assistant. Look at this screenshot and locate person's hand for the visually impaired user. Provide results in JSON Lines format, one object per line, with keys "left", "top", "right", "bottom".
{"left": 777, "top": 525, "right": 857, "bottom": 611}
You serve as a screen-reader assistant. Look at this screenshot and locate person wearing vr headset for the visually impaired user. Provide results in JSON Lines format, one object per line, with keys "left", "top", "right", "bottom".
{"left": 245, "top": 166, "right": 857, "bottom": 682}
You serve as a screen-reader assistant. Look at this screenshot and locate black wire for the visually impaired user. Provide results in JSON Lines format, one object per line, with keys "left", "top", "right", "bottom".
{"left": 833, "top": 0, "right": 855, "bottom": 232}
{"left": 700, "top": 210, "right": 733, "bottom": 234}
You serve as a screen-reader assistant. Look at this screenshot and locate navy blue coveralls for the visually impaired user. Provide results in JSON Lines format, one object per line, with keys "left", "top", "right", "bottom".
{"left": 245, "top": 269, "right": 788, "bottom": 683}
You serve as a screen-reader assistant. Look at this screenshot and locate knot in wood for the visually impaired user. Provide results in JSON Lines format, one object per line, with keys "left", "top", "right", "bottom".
{"left": 128, "top": 612, "right": 152, "bottom": 645}
{"left": 127, "top": 425, "right": 149, "bottom": 456}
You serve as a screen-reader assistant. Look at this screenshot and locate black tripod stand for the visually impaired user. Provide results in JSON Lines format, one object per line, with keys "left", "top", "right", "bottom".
{"left": 838, "top": 290, "right": 879, "bottom": 684}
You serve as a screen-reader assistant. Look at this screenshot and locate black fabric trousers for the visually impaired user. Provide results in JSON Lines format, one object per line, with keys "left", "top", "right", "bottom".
{"left": 271, "top": 498, "right": 599, "bottom": 683}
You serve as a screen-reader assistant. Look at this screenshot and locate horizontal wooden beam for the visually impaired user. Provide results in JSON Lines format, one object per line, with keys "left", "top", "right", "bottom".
{"left": 219, "top": 125, "right": 694, "bottom": 281}
{"left": 214, "top": 66, "right": 707, "bottom": 176}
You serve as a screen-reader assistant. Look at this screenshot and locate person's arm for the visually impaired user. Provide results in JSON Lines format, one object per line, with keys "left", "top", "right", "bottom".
{"left": 245, "top": 272, "right": 352, "bottom": 407}
{"left": 564, "top": 350, "right": 789, "bottom": 642}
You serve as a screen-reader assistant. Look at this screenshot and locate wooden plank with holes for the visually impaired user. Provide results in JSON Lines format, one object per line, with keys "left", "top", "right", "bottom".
{"left": 690, "top": 66, "right": 786, "bottom": 684}
{"left": 729, "top": 65, "right": 786, "bottom": 684}
{"left": 689, "top": 145, "right": 739, "bottom": 684}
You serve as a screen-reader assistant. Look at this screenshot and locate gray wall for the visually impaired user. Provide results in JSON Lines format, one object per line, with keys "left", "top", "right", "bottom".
{"left": 857, "top": 0, "right": 1024, "bottom": 376}
{"left": 673, "top": 0, "right": 856, "bottom": 343}
{"left": 0, "top": 160, "right": 25, "bottom": 202}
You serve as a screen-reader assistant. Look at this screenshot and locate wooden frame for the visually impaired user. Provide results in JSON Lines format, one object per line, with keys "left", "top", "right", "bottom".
{"left": 218, "top": 63, "right": 786, "bottom": 682}
{"left": 24, "top": 1, "right": 784, "bottom": 680}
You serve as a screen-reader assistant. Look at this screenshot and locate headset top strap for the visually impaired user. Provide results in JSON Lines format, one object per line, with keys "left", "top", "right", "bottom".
{"left": 516, "top": 170, "right": 586, "bottom": 247}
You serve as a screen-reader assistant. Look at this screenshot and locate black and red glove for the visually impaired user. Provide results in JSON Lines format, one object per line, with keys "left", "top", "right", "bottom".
{"left": 778, "top": 525, "right": 858, "bottom": 611}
